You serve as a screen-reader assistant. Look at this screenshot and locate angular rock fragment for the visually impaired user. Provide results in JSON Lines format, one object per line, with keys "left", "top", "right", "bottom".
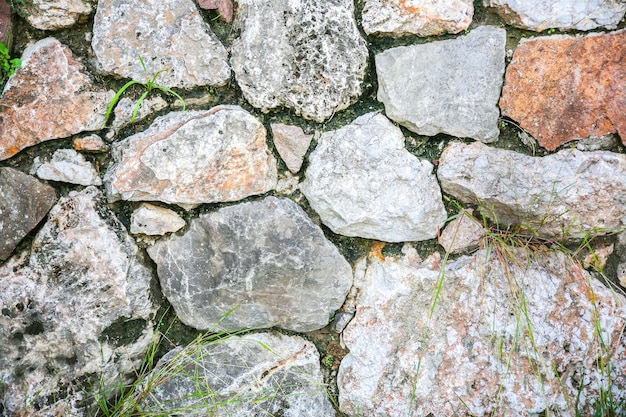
{"left": 376, "top": 26, "right": 506, "bottom": 142}
{"left": 338, "top": 246, "right": 626, "bottom": 416}
{"left": 484, "top": 0, "right": 626, "bottom": 32}
{"left": 130, "top": 203, "right": 186, "bottom": 236}
{"left": 0, "top": 167, "right": 57, "bottom": 261}
{"left": 499, "top": 30, "right": 626, "bottom": 151}
{"left": 105, "top": 106, "right": 277, "bottom": 206}
{"left": 198, "top": 0, "right": 233, "bottom": 22}
{"left": 362, "top": 0, "right": 473, "bottom": 37}
{"left": 92, "top": 0, "right": 230, "bottom": 89}
{"left": 111, "top": 96, "right": 168, "bottom": 130}
{"left": 301, "top": 112, "right": 447, "bottom": 242}
{"left": 437, "top": 141, "right": 626, "bottom": 239}
{"left": 231, "top": 0, "right": 368, "bottom": 122}
{"left": 147, "top": 196, "right": 352, "bottom": 332}
{"left": 0, "top": 38, "right": 114, "bottom": 161}
{"left": 0, "top": 187, "right": 154, "bottom": 415}
{"left": 136, "top": 333, "right": 335, "bottom": 416}
{"left": 21, "top": 0, "right": 94, "bottom": 31}
{"left": 270, "top": 123, "right": 313, "bottom": 173}
{"left": 73, "top": 134, "right": 110, "bottom": 153}
{"left": 439, "top": 209, "right": 485, "bottom": 254}
{"left": 32, "top": 148, "right": 102, "bottom": 186}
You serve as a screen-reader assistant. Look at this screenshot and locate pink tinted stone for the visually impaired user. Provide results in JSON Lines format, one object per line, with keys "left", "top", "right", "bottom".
{"left": 198, "top": 0, "right": 233, "bottom": 22}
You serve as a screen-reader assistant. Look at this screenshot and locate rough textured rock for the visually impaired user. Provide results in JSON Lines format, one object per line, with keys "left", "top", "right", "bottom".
{"left": 231, "top": 0, "right": 368, "bottom": 122}
{"left": 72, "top": 134, "right": 110, "bottom": 153}
{"left": 483, "top": 0, "right": 626, "bottom": 32}
{"left": 301, "top": 112, "right": 447, "bottom": 242}
{"left": 0, "top": 0, "right": 11, "bottom": 46}
{"left": 614, "top": 231, "right": 626, "bottom": 288}
{"left": 20, "top": 0, "right": 94, "bottom": 31}
{"left": 105, "top": 106, "right": 277, "bottom": 206}
{"left": 338, "top": 246, "right": 626, "bottom": 416}
{"left": 437, "top": 141, "right": 626, "bottom": 240}
{"left": 376, "top": 26, "right": 506, "bottom": 142}
{"left": 0, "top": 167, "right": 57, "bottom": 261}
{"left": 439, "top": 209, "right": 485, "bottom": 254}
{"left": 0, "top": 38, "right": 114, "bottom": 161}
{"left": 270, "top": 123, "right": 313, "bottom": 173}
{"left": 362, "top": 0, "right": 473, "bottom": 37}
{"left": 137, "top": 333, "right": 335, "bottom": 416}
{"left": 32, "top": 148, "right": 102, "bottom": 186}
{"left": 111, "top": 96, "right": 169, "bottom": 130}
{"left": 499, "top": 30, "right": 626, "bottom": 151}
{"left": 130, "top": 203, "right": 186, "bottom": 235}
{"left": 0, "top": 187, "right": 154, "bottom": 416}
{"left": 198, "top": 0, "right": 233, "bottom": 22}
{"left": 92, "top": 0, "right": 230, "bottom": 89}
{"left": 147, "top": 196, "right": 353, "bottom": 332}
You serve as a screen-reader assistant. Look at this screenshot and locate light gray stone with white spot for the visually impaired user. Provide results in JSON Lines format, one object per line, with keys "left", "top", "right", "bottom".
{"left": 21, "top": 0, "right": 94, "bottom": 31}
{"left": 32, "top": 148, "right": 102, "bottom": 186}
{"left": 130, "top": 203, "right": 186, "bottom": 236}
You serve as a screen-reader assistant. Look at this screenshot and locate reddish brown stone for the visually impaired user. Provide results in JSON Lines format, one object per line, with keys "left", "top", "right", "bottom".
{"left": 499, "top": 30, "right": 626, "bottom": 151}
{"left": 198, "top": 0, "right": 233, "bottom": 22}
{"left": 0, "top": 0, "right": 11, "bottom": 46}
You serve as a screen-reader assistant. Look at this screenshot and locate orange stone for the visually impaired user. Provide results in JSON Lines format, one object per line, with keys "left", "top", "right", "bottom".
{"left": 499, "top": 30, "right": 625, "bottom": 151}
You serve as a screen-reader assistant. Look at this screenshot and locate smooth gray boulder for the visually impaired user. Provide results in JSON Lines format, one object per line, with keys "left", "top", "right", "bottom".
{"left": 437, "top": 141, "right": 626, "bottom": 240}
{"left": 301, "top": 112, "right": 447, "bottom": 242}
{"left": 376, "top": 26, "right": 506, "bottom": 142}
{"left": 136, "top": 333, "right": 335, "bottom": 416}
{"left": 147, "top": 196, "right": 353, "bottom": 332}
{"left": 231, "top": 0, "right": 369, "bottom": 122}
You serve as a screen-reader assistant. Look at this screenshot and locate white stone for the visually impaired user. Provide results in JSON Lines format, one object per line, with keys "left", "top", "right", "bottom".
{"left": 271, "top": 123, "right": 313, "bottom": 173}
{"left": 23, "top": 0, "right": 93, "bottom": 31}
{"left": 33, "top": 148, "right": 102, "bottom": 186}
{"left": 130, "top": 203, "right": 186, "bottom": 235}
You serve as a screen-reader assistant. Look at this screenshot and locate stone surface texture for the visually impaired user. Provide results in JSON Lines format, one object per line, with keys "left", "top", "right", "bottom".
{"left": 32, "top": 148, "right": 102, "bottom": 186}
{"left": 0, "top": 167, "right": 57, "bottom": 261}
{"left": 301, "top": 112, "right": 447, "bottom": 242}
{"left": 105, "top": 106, "right": 277, "bottom": 206}
{"left": 198, "top": 0, "right": 233, "bottom": 22}
{"left": 147, "top": 196, "right": 353, "bottom": 332}
{"left": 72, "top": 134, "right": 110, "bottom": 153}
{"left": 0, "top": 0, "right": 11, "bottom": 46}
{"left": 483, "top": 0, "right": 626, "bottom": 31}
{"left": 362, "top": 0, "right": 473, "bottom": 37}
{"left": 130, "top": 203, "right": 186, "bottom": 235}
{"left": 439, "top": 209, "right": 485, "bottom": 254}
{"left": 111, "top": 96, "right": 169, "bottom": 130}
{"left": 376, "top": 26, "right": 506, "bottom": 142}
{"left": 338, "top": 246, "right": 626, "bottom": 416}
{"left": 437, "top": 141, "right": 626, "bottom": 240}
{"left": 270, "top": 123, "right": 313, "bottom": 173}
{"left": 21, "top": 0, "right": 94, "bottom": 31}
{"left": 499, "top": 30, "right": 626, "bottom": 151}
{"left": 0, "top": 187, "right": 154, "bottom": 416}
{"left": 0, "top": 38, "right": 114, "bottom": 161}
{"left": 92, "top": 0, "right": 230, "bottom": 89}
{"left": 614, "top": 231, "right": 626, "bottom": 288}
{"left": 137, "top": 333, "right": 335, "bottom": 416}
{"left": 231, "top": 0, "right": 369, "bottom": 122}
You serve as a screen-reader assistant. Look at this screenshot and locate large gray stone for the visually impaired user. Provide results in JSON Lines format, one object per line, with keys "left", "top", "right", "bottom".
{"left": 231, "top": 0, "right": 369, "bottom": 122}
{"left": 0, "top": 167, "right": 57, "bottom": 261}
{"left": 483, "top": 0, "right": 626, "bottom": 32}
{"left": 105, "top": 106, "right": 277, "bottom": 207}
{"left": 92, "top": 0, "right": 230, "bottom": 89}
{"left": 376, "top": 26, "right": 506, "bottom": 142}
{"left": 437, "top": 141, "right": 626, "bottom": 240}
{"left": 147, "top": 196, "right": 353, "bottom": 332}
{"left": 21, "top": 0, "right": 94, "bottom": 31}
{"left": 338, "top": 246, "right": 626, "bottom": 416}
{"left": 301, "top": 112, "right": 447, "bottom": 242}
{"left": 0, "top": 187, "right": 154, "bottom": 416}
{"left": 136, "top": 333, "right": 335, "bottom": 416}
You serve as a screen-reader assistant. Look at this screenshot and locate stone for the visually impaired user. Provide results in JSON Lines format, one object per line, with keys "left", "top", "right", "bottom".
{"left": 92, "top": 0, "right": 230, "bottom": 89}
{"left": 362, "top": 0, "right": 473, "bottom": 37}
{"left": 0, "top": 38, "right": 114, "bottom": 161}
{"left": 130, "top": 203, "right": 186, "bottom": 235}
{"left": 0, "top": 0, "right": 11, "bottom": 46}
{"left": 613, "top": 231, "right": 626, "bottom": 288}
{"left": 231, "top": 0, "right": 368, "bottom": 122}
{"left": 110, "top": 96, "right": 168, "bottom": 130}
{"left": 0, "top": 187, "right": 154, "bottom": 416}
{"left": 439, "top": 209, "right": 485, "bottom": 254}
{"left": 32, "top": 148, "right": 102, "bottom": 186}
{"left": 0, "top": 167, "right": 57, "bottom": 261}
{"left": 136, "top": 333, "right": 335, "bottom": 416}
{"left": 483, "top": 0, "right": 626, "bottom": 32}
{"left": 270, "top": 123, "right": 313, "bottom": 173}
{"left": 337, "top": 246, "right": 626, "bottom": 416}
{"left": 198, "top": 0, "right": 233, "bottom": 22}
{"left": 72, "top": 134, "right": 110, "bottom": 153}
{"left": 376, "top": 26, "right": 506, "bottom": 142}
{"left": 105, "top": 106, "right": 277, "bottom": 206}
{"left": 301, "top": 112, "right": 447, "bottom": 242}
{"left": 437, "top": 141, "right": 626, "bottom": 240}
{"left": 147, "top": 196, "right": 353, "bottom": 332}
{"left": 20, "top": 0, "right": 94, "bottom": 31}
{"left": 576, "top": 134, "right": 620, "bottom": 152}
{"left": 499, "top": 30, "right": 626, "bottom": 151}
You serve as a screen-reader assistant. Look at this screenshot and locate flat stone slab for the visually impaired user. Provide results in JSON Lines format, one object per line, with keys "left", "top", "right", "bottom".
{"left": 231, "top": 0, "right": 369, "bottom": 122}
{"left": 500, "top": 30, "right": 626, "bottom": 151}
{"left": 92, "top": 0, "right": 230, "bottom": 89}
{"left": 147, "top": 196, "right": 353, "bottom": 333}
{"left": 437, "top": 141, "right": 626, "bottom": 239}
{"left": 301, "top": 112, "right": 447, "bottom": 242}
{"left": 376, "top": 26, "right": 506, "bottom": 142}
{"left": 105, "top": 106, "right": 277, "bottom": 206}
